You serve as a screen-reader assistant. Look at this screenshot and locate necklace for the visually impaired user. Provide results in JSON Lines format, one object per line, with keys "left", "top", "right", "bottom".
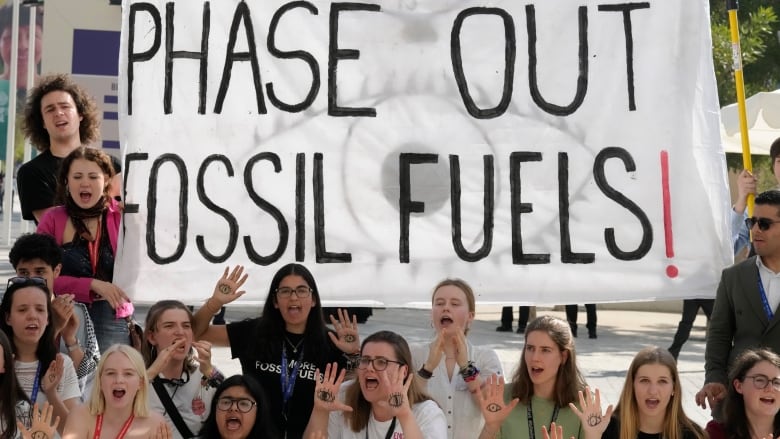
{"left": 284, "top": 336, "right": 304, "bottom": 354}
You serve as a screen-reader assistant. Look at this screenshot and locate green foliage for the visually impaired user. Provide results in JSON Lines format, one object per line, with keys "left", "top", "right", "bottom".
{"left": 710, "top": 1, "right": 779, "bottom": 106}
{"left": 726, "top": 153, "right": 776, "bottom": 191}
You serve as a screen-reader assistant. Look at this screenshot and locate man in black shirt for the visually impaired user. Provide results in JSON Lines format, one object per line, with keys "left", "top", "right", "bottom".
{"left": 18, "top": 73, "right": 120, "bottom": 223}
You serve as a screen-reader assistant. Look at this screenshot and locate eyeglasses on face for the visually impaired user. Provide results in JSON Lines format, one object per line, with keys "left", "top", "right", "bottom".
{"left": 216, "top": 397, "right": 257, "bottom": 413}
{"left": 745, "top": 374, "right": 780, "bottom": 392}
{"left": 745, "top": 217, "right": 780, "bottom": 232}
{"left": 357, "top": 356, "right": 404, "bottom": 371}
{"left": 6, "top": 276, "right": 47, "bottom": 290}
{"left": 276, "top": 286, "right": 312, "bottom": 299}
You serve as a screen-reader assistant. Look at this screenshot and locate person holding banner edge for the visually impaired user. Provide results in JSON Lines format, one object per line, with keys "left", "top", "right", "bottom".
{"left": 696, "top": 189, "right": 780, "bottom": 417}
{"left": 192, "top": 264, "right": 361, "bottom": 439}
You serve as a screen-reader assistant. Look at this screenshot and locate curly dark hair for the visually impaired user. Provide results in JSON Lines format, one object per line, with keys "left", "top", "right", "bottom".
{"left": 22, "top": 73, "right": 100, "bottom": 152}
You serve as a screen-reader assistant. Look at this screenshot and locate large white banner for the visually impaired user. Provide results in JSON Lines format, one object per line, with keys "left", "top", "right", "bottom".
{"left": 116, "top": 0, "right": 732, "bottom": 306}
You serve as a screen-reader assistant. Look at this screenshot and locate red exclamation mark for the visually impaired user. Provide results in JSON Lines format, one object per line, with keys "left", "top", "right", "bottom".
{"left": 661, "top": 150, "right": 678, "bottom": 278}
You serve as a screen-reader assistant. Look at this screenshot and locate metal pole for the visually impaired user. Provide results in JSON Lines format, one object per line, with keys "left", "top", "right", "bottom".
{"left": 2, "top": 0, "right": 20, "bottom": 244}
{"left": 21, "top": 5, "right": 36, "bottom": 234}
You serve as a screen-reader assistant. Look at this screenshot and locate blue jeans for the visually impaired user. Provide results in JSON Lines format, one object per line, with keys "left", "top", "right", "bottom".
{"left": 89, "top": 300, "right": 130, "bottom": 353}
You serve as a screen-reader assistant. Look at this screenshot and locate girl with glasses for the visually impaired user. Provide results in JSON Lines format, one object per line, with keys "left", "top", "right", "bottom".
{"left": 410, "top": 279, "right": 502, "bottom": 439}
{"left": 476, "top": 315, "right": 588, "bottom": 439}
{"left": 37, "top": 146, "right": 133, "bottom": 353}
{"left": 142, "top": 300, "right": 225, "bottom": 439}
{"left": 62, "top": 344, "right": 171, "bottom": 438}
{"left": 567, "top": 346, "right": 704, "bottom": 439}
{"left": 0, "top": 277, "right": 80, "bottom": 435}
{"left": 706, "top": 348, "right": 780, "bottom": 439}
{"left": 199, "top": 374, "right": 278, "bottom": 439}
{"left": 192, "top": 264, "right": 360, "bottom": 439}
{"left": 304, "top": 330, "right": 447, "bottom": 439}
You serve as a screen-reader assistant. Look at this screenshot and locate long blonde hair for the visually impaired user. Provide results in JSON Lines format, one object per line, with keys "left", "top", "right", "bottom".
{"left": 89, "top": 345, "right": 150, "bottom": 417}
{"left": 615, "top": 347, "right": 704, "bottom": 439}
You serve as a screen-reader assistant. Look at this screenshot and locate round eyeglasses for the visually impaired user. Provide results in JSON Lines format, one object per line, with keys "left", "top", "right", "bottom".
{"left": 745, "top": 374, "right": 780, "bottom": 392}
{"left": 216, "top": 397, "right": 257, "bottom": 413}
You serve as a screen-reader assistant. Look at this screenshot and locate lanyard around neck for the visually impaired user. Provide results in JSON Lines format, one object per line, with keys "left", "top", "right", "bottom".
{"left": 88, "top": 219, "right": 102, "bottom": 276}
{"left": 94, "top": 413, "right": 135, "bottom": 439}
{"left": 366, "top": 416, "right": 397, "bottom": 439}
{"left": 757, "top": 270, "right": 775, "bottom": 320}
{"left": 280, "top": 342, "right": 303, "bottom": 407}
{"left": 527, "top": 400, "right": 560, "bottom": 439}
{"left": 30, "top": 361, "right": 42, "bottom": 403}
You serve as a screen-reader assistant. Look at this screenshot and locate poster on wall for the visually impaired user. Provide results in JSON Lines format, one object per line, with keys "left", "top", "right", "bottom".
{"left": 116, "top": 0, "right": 733, "bottom": 306}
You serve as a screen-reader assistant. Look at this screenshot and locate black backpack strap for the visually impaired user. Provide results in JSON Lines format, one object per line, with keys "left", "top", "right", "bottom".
{"left": 152, "top": 378, "right": 195, "bottom": 438}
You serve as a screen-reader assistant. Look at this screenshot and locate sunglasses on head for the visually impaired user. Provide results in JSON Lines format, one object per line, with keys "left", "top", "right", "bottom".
{"left": 6, "top": 276, "right": 47, "bottom": 290}
{"left": 745, "top": 217, "right": 780, "bottom": 231}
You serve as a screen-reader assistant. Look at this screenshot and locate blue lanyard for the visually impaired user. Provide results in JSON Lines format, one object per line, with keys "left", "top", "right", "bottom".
{"left": 280, "top": 343, "right": 303, "bottom": 407}
{"left": 757, "top": 273, "right": 775, "bottom": 320}
{"left": 30, "top": 362, "right": 42, "bottom": 403}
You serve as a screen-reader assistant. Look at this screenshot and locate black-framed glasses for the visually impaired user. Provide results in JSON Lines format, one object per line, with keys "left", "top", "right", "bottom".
{"left": 745, "top": 217, "right": 780, "bottom": 231}
{"left": 276, "top": 286, "right": 312, "bottom": 299}
{"left": 6, "top": 276, "right": 47, "bottom": 290}
{"left": 357, "top": 356, "right": 405, "bottom": 371}
{"left": 216, "top": 397, "right": 257, "bottom": 413}
{"left": 745, "top": 374, "right": 780, "bottom": 391}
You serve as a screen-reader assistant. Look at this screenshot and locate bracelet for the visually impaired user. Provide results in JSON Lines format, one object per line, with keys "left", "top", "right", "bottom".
{"left": 417, "top": 365, "right": 433, "bottom": 379}
{"left": 201, "top": 368, "right": 225, "bottom": 388}
{"left": 459, "top": 361, "right": 480, "bottom": 382}
{"left": 65, "top": 339, "right": 80, "bottom": 352}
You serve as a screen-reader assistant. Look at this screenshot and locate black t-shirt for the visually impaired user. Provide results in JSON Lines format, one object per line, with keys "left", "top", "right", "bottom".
{"left": 17, "top": 150, "right": 122, "bottom": 221}
{"left": 227, "top": 318, "right": 348, "bottom": 439}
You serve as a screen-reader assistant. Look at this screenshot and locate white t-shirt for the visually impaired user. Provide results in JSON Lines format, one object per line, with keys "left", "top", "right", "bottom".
{"left": 327, "top": 398, "right": 447, "bottom": 439}
{"left": 15, "top": 355, "right": 81, "bottom": 406}
{"left": 147, "top": 368, "right": 218, "bottom": 439}
{"left": 411, "top": 341, "right": 503, "bottom": 439}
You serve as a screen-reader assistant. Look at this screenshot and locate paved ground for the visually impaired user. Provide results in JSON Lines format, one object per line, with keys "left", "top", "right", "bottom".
{"left": 0, "top": 200, "right": 713, "bottom": 427}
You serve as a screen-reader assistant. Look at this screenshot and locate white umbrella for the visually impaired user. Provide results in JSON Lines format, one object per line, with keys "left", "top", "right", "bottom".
{"left": 720, "top": 89, "right": 780, "bottom": 155}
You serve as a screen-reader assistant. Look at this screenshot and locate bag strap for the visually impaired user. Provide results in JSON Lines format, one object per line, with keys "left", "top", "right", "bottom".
{"left": 152, "top": 378, "right": 195, "bottom": 438}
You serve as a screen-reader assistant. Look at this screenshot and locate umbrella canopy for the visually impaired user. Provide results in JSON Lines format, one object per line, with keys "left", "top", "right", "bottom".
{"left": 720, "top": 89, "right": 780, "bottom": 155}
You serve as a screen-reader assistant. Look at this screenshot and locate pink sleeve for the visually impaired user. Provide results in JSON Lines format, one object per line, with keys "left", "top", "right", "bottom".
{"left": 53, "top": 276, "right": 94, "bottom": 304}
{"left": 36, "top": 208, "right": 59, "bottom": 239}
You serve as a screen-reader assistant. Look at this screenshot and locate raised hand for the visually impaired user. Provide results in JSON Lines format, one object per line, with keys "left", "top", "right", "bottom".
{"left": 423, "top": 332, "right": 445, "bottom": 374}
{"left": 210, "top": 266, "right": 248, "bottom": 307}
{"left": 543, "top": 422, "right": 576, "bottom": 439}
{"left": 193, "top": 340, "right": 214, "bottom": 375}
{"left": 40, "top": 354, "right": 64, "bottom": 396}
{"left": 17, "top": 402, "right": 60, "bottom": 439}
{"left": 569, "top": 387, "right": 613, "bottom": 439}
{"left": 328, "top": 308, "right": 360, "bottom": 354}
{"left": 50, "top": 294, "right": 75, "bottom": 336}
{"left": 147, "top": 339, "right": 186, "bottom": 378}
{"left": 153, "top": 421, "right": 173, "bottom": 439}
{"left": 313, "top": 362, "right": 352, "bottom": 413}
{"left": 476, "top": 374, "right": 519, "bottom": 431}
{"left": 451, "top": 328, "right": 469, "bottom": 367}
{"left": 375, "top": 367, "right": 413, "bottom": 418}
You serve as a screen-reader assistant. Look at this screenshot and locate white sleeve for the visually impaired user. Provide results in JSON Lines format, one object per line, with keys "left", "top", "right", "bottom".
{"left": 474, "top": 345, "right": 504, "bottom": 377}
{"left": 413, "top": 400, "right": 448, "bottom": 439}
{"left": 57, "top": 354, "right": 82, "bottom": 402}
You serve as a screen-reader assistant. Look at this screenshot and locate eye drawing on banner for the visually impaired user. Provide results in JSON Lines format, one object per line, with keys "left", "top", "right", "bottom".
{"left": 116, "top": 0, "right": 731, "bottom": 305}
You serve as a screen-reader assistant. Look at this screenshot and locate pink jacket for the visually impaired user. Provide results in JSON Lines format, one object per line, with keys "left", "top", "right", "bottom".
{"left": 36, "top": 198, "right": 121, "bottom": 304}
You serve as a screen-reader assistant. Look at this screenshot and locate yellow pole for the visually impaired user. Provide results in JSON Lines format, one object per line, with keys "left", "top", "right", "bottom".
{"left": 727, "top": 0, "right": 753, "bottom": 216}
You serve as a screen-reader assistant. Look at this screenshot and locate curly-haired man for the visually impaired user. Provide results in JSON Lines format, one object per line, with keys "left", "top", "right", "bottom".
{"left": 18, "top": 73, "right": 120, "bottom": 222}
